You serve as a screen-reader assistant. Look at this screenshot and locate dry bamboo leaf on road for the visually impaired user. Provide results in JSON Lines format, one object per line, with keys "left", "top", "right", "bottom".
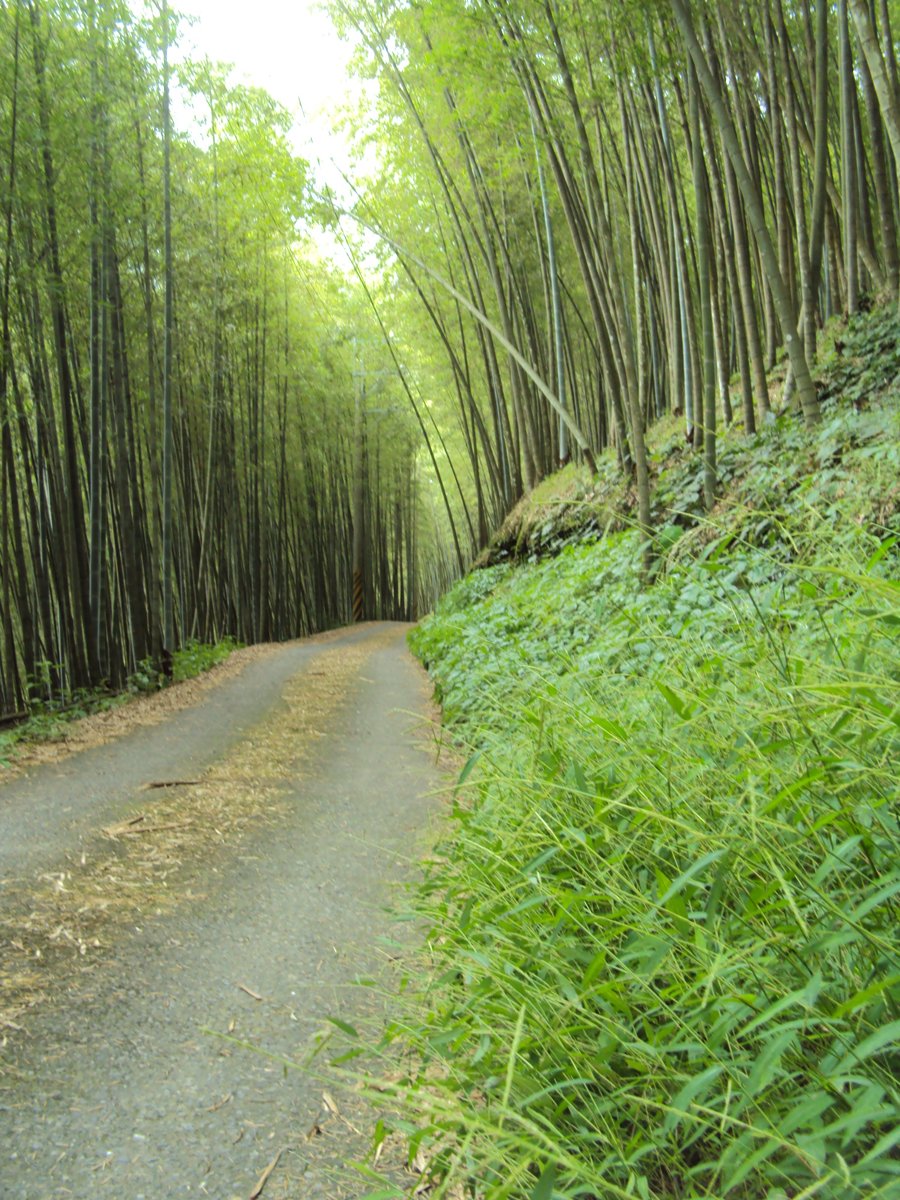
{"left": 103, "top": 817, "right": 194, "bottom": 839}
{"left": 142, "top": 780, "right": 202, "bottom": 790}
{"left": 248, "top": 1147, "right": 284, "bottom": 1198}
{"left": 125, "top": 821, "right": 194, "bottom": 835}
{"left": 102, "top": 814, "right": 146, "bottom": 838}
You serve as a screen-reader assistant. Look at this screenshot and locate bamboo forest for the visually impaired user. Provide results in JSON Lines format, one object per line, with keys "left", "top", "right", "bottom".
{"left": 1, "top": 0, "right": 898, "bottom": 710}
{"left": 1, "top": 0, "right": 899, "bottom": 1197}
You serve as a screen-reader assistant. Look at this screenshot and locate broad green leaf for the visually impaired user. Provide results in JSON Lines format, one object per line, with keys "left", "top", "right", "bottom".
{"left": 662, "top": 1065, "right": 723, "bottom": 1133}
{"left": 529, "top": 1163, "right": 557, "bottom": 1200}
{"left": 832, "top": 1019, "right": 900, "bottom": 1076}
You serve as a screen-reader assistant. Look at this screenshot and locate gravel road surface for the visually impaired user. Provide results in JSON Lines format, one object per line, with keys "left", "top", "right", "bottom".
{"left": 0, "top": 623, "right": 442, "bottom": 1199}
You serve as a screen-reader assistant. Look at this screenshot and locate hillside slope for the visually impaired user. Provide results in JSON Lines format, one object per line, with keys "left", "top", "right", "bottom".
{"left": 398, "top": 306, "right": 900, "bottom": 1199}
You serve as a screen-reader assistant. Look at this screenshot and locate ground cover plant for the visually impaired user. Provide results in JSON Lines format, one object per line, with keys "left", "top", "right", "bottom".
{"left": 392, "top": 313, "right": 900, "bottom": 1198}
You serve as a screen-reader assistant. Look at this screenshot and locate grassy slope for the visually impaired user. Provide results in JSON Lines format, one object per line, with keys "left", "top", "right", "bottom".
{"left": 396, "top": 307, "right": 899, "bottom": 1199}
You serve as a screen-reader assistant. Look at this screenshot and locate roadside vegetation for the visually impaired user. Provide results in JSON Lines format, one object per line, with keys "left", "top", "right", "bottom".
{"left": 0, "top": 635, "right": 239, "bottom": 766}
{"left": 391, "top": 307, "right": 900, "bottom": 1199}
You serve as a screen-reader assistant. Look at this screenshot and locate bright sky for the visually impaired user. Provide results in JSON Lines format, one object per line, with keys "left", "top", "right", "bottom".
{"left": 171, "top": 0, "right": 364, "bottom": 184}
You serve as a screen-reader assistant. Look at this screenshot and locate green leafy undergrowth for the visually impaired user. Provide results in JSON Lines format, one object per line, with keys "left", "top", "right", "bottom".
{"left": 172, "top": 636, "right": 240, "bottom": 682}
{"left": 396, "top": 446, "right": 899, "bottom": 1195}
{"left": 0, "top": 688, "right": 126, "bottom": 765}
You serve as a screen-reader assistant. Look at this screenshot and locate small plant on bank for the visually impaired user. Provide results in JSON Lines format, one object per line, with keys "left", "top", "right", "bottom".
{"left": 172, "top": 636, "right": 241, "bottom": 683}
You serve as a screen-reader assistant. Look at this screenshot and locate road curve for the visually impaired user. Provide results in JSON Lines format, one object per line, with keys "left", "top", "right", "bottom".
{"left": 0, "top": 623, "right": 442, "bottom": 1199}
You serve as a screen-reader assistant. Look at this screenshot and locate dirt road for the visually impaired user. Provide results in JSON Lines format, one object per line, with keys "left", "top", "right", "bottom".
{"left": 0, "top": 623, "right": 443, "bottom": 1199}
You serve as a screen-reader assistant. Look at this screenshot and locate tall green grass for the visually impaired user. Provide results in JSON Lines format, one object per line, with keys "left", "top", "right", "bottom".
{"left": 397, "top": 493, "right": 899, "bottom": 1197}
